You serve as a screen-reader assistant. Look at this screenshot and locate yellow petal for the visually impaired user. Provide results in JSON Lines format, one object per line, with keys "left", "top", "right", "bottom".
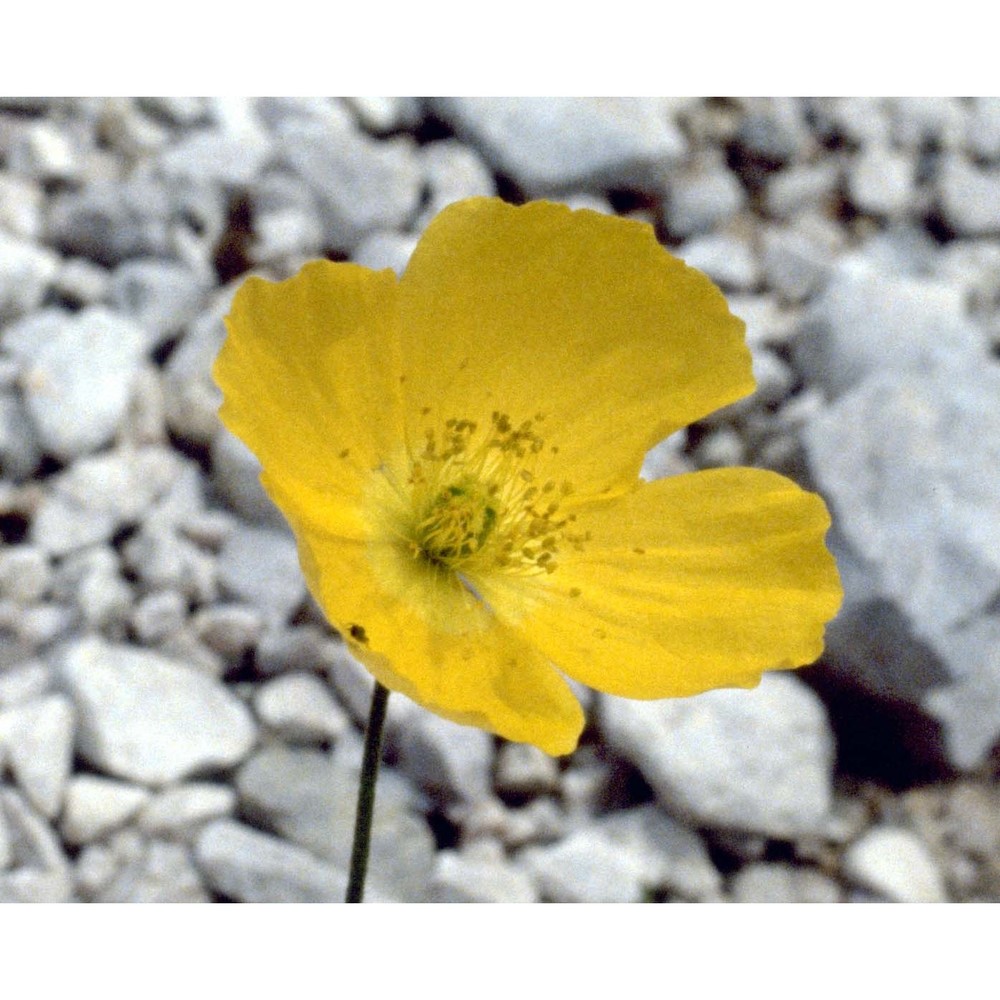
{"left": 479, "top": 467, "right": 842, "bottom": 699}
{"left": 213, "top": 261, "right": 404, "bottom": 497}
{"left": 265, "top": 476, "right": 585, "bottom": 755}
{"left": 399, "top": 197, "right": 754, "bottom": 498}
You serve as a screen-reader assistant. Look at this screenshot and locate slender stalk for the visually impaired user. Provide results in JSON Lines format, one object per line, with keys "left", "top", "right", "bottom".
{"left": 345, "top": 681, "right": 390, "bottom": 903}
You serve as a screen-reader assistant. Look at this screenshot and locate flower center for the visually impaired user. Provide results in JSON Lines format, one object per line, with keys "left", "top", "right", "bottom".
{"left": 399, "top": 410, "right": 587, "bottom": 578}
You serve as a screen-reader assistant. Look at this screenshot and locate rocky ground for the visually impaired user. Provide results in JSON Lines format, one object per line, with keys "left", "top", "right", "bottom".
{"left": 1, "top": 96, "right": 998, "bottom": 903}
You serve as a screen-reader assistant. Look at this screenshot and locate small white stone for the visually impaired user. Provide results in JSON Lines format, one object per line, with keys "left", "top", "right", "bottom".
{"left": 253, "top": 673, "right": 349, "bottom": 744}
{"left": 843, "top": 826, "right": 948, "bottom": 902}
{"left": 494, "top": 742, "right": 561, "bottom": 797}
{"left": 137, "top": 782, "right": 237, "bottom": 840}
{"left": 429, "top": 845, "right": 539, "bottom": 903}
{"left": 0, "top": 694, "right": 75, "bottom": 818}
{"left": 60, "top": 775, "right": 151, "bottom": 845}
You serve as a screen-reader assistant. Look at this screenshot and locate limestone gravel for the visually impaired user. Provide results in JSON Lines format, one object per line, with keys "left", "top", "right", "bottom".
{"left": 56, "top": 636, "right": 257, "bottom": 786}
{"left": 601, "top": 674, "right": 835, "bottom": 838}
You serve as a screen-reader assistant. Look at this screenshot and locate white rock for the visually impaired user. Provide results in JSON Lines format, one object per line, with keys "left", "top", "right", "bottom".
{"left": 731, "top": 862, "right": 841, "bottom": 902}
{"left": 0, "top": 230, "right": 59, "bottom": 323}
{"left": 217, "top": 524, "right": 306, "bottom": 624}
{"left": 601, "top": 674, "right": 835, "bottom": 838}
{"left": 0, "top": 694, "right": 75, "bottom": 818}
{"left": 667, "top": 164, "right": 746, "bottom": 238}
{"left": 802, "top": 364, "right": 1000, "bottom": 634}
{"left": 596, "top": 806, "right": 723, "bottom": 901}
{"left": 137, "top": 782, "right": 237, "bottom": 840}
{"left": 848, "top": 144, "right": 916, "bottom": 217}
{"left": 429, "top": 842, "right": 538, "bottom": 903}
{"left": 938, "top": 154, "right": 1000, "bottom": 235}
{"left": 678, "top": 232, "right": 760, "bottom": 291}
{"left": 433, "top": 97, "right": 686, "bottom": 196}
{"left": 351, "top": 230, "right": 419, "bottom": 275}
{"left": 56, "top": 636, "right": 257, "bottom": 786}
{"left": 843, "top": 826, "right": 947, "bottom": 902}
{"left": 191, "top": 603, "right": 263, "bottom": 657}
{"left": 924, "top": 618, "right": 1000, "bottom": 770}
{"left": 494, "top": 742, "right": 561, "bottom": 797}
{"left": 417, "top": 140, "right": 495, "bottom": 228}
{"left": 195, "top": 819, "right": 348, "bottom": 903}
{"left": 0, "top": 545, "right": 50, "bottom": 603}
{"left": 60, "top": 775, "right": 151, "bottom": 845}
{"left": 394, "top": 710, "right": 494, "bottom": 802}
{"left": 794, "top": 256, "right": 983, "bottom": 398}
{"left": 236, "top": 741, "right": 434, "bottom": 901}
{"left": 5, "top": 307, "right": 148, "bottom": 460}
{"left": 253, "top": 672, "right": 349, "bottom": 743}
{"left": 518, "top": 827, "right": 646, "bottom": 903}
{"left": 275, "top": 121, "right": 422, "bottom": 251}
{"left": 96, "top": 838, "right": 210, "bottom": 903}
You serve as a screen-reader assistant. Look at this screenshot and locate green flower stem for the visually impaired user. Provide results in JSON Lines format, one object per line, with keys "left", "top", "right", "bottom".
{"left": 345, "top": 680, "right": 390, "bottom": 903}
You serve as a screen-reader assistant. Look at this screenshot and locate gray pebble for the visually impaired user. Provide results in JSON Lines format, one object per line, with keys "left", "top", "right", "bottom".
{"left": 351, "top": 230, "right": 419, "bottom": 275}
{"left": 890, "top": 96, "right": 966, "bottom": 150}
{"left": 194, "top": 819, "right": 347, "bottom": 903}
{"left": 794, "top": 257, "right": 983, "bottom": 398}
{"left": 731, "top": 862, "right": 840, "bottom": 903}
{"left": 0, "top": 230, "right": 59, "bottom": 323}
{"left": 253, "top": 672, "right": 348, "bottom": 744}
{"left": 666, "top": 154, "right": 746, "bottom": 237}
{"left": 5, "top": 307, "right": 148, "bottom": 460}
{"left": 60, "top": 774, "right": 151, "bottom": 845}
{"left": 217, "top": 523, "right": 306, "bottom": 624}
{"left": 56, "top": 636, "right": 257, "bottom": 785}
{"left": 46, "top": 177, "right": 174, "bottom": 266}
{"left": 129, "top": 589, "right": 188, "bottom": 643}
{"left": 843, "top": 826, "right": 947, "bottom": 902}
{"left": 0, "top": 660, "right": 51, "bottom": 708}
{"left": 0, "top": 693, "right": 75, "bottom": 817}
{"left": 802, "top": 363, "right": 1000, "bottom": 633}
{"left": 275, "top": 121, "right": 422, "bottom": 251}
{"left": 394, "top": 711, "right": 494, "bottom": 803}
{"left": 342, "top": 96, "right": 422, "bottom": 134}
{"left": 137, "top": 782, "right": 237, "bottom": 840}
{"left": 53, "top": 256, "right": 111, "bottom": 306}
{"left": 596, "top": 805, "right": 723, "bottom": 901}
{"left": 967, "top": 97, "right": 1000, "bottom": 161}
{"left": 765, "top": 159, "right": 841, "bottom": 219}
{"left": 157, "top": 127, "right": 271, "bottom": 189}
{"left": 191, "top": 603, "right": 263, "bottom": 658}
{"left": 848, "top": 144, "right": 917, "bottom": 217}
{"left": 938, "top": 154, "right": 1000, "bottom": 235}
{"left": 0, "top": 787, "right": 72, "bottom": 902}
{"left": 429, "top": 841, "right": 538, "bottom": 903}
{"left": 433, "top": 97, "right": 686, "bottom": 195}
{"left": 760, "top": 218, "right": 841, "bottom": 302}
{"left": 6, "top": 119, "right": 81, "bottom": 182}
{"left": 0, "top": 390, "right": 42, "bottom": 479}
{"left": 122, "top": 524, "right": 217, "bottom": 604}
{"left": 494, "top": 742, "right": 561, "bottom": 798}
{"left": 0, "top": 173, "right": 44, "bottom": 240}
{"left": 924, "top": 617, "right": 1000, "bottom": 770}
{"left": 601, "top": 673, "right": 835, "bottom": 838}
{"left": 417, "top": 139, "right": 495, "bottom": 227}
{"left": 678, "top": 231, "right": 760, "bottom": 291}
{"left": 109, "top": 258, "right": 210, "bottom": 348}
{"left": 518, "top": 826, "right": 649, "bottom": 903}
{"left": 98, "top": 838, "right": 209, "bottom": 902}
{"left": 210, "top": 428, "right": 283, "bottom": 527}
{"left": 236, "top": 740, "right": 434, "bottom": 900}
{"left": 0, "top": 544, "right": 50, "bottom": 603}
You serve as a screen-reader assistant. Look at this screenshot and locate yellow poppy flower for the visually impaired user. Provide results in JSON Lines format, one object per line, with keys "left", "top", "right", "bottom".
{"left": 214, "top": 197, "right": 842, "bottom": 756}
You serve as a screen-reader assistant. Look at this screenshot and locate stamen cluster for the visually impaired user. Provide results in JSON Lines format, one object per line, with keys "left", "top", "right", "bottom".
{"left": 404, "top": 411, "right": 587, "bottom": 577}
